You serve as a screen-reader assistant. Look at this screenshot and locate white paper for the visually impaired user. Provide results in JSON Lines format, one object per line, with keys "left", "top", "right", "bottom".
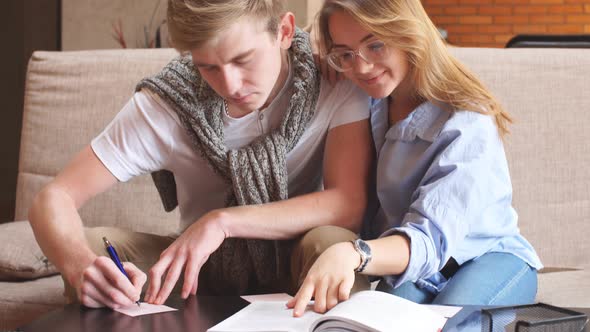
{"left": 241, "top": 293, "right": 293, "bottom": 303}
{"left": 208, "top": 301, "right": 320, "bottom": 332}
{"left": 424, "top": 304, "right": 463, "bottom": 318}
{"left": 114, "top": 302, "right": 177, "bottom": 317}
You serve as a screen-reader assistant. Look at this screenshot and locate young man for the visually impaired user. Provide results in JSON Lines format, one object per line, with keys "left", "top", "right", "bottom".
{"left": 29, "top": 0, "right": 372, "bottom": 309}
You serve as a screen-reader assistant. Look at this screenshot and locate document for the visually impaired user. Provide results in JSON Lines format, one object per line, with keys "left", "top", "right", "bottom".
{"left": 241, "top": 293, "right": 293, "bottom": 303}
{"left": 208, "top": 290, "right": 446, "bottom": 332}
{"left": 115, "top": 302, "right": 177, "bottom": 317}
{"left": 424, "top": 304, "right": 463, "bottom": 318}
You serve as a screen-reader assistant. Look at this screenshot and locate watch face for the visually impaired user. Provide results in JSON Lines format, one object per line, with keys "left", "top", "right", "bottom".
{"left": 357, "top": 239, "right": 371, "bottom": 255}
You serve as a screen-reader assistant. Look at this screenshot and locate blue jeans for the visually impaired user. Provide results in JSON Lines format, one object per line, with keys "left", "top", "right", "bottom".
{"left": 376, "top": 252, "right": 537, "bottom": 305}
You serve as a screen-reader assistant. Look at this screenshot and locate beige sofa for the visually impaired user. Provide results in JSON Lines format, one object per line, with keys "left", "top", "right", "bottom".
{"left": 1, "top": 47, "right": 589, "bottom": 329}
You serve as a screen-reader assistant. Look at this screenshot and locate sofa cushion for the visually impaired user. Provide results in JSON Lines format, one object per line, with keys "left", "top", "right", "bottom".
{"left": 17, "top": 49, "right": 180, "bottom": 235}
{"left": 0, "top": 221, "right": 58, "bottom": 280}
{"left": 537, "top": 269, "right": 590, "bottom": 308}
{"left": 0, "top": 275, "right": 65, "bottom": 330}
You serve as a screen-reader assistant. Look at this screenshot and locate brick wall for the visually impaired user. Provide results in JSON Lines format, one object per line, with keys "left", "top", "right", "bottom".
{"left": 422, "top": 0, "right": 590, "bottom": 48}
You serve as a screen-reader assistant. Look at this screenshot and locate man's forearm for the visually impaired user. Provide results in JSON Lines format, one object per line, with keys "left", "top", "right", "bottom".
{"left": 28, "top": 186, "right": 97, "bottom": 286}
{"left": 218, "top": 187, "right": 366, "bottom": 240}
{"left": 216, "top": 120, "right": 372, "bottom": 241}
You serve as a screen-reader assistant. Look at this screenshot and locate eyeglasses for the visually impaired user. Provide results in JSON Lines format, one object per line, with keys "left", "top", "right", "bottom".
{"left": 326, "top": 39, "right": 390, "bottom": 72}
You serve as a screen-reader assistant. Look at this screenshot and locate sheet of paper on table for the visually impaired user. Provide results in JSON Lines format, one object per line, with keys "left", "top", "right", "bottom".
{"left": 241, "top": 293, "right": 293, "bottom": 303}
{"left": 239, "top": 293, "right": 462, "bottom": 319}
{"left": 424, "top": 304, "right": 463, "bottom": 318}
{"left": 208, "top": 301, "right": 320, "bottom": 332}
{"left": 114, "top": 303, "right": 178, "bottom": 317}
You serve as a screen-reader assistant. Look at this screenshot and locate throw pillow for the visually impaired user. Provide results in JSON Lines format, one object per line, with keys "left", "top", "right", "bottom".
{"left": 0, "top": 220, "right": 59, "bottom": 280}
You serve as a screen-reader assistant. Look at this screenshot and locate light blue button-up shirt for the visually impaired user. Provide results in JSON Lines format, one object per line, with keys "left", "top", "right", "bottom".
{"left": 367, "top": 98, "right": 543, "bottom": 292}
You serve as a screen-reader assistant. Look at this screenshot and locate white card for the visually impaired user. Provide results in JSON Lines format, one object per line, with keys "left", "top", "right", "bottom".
{"left": 114, "top": 302, "right": 177, "bottom": 317}
{"left": 424, "top": 304, "right": 463, "bottom": 318}
{"left": 240, "top": 293, "right": 293, "bottom": 303}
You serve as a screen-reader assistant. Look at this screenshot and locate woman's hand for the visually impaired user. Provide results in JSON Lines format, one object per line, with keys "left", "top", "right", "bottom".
{"left": 287, "top": 241, "right": 360, "bottom": 317}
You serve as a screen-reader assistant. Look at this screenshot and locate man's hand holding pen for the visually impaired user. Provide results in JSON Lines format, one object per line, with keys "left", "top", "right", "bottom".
{"left": 71, "top": 210, "right": 228, "bottom": 308}
{"left": 75, "top": 246, "right": 146, "bottom": 309}
{"left": 103, "top": 237, "right": 142, "bottom": 307}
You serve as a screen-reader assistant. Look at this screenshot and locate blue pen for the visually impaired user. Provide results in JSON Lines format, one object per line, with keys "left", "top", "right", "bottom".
{"left": 102, "top": 237, "right": 140, "bottom": 307}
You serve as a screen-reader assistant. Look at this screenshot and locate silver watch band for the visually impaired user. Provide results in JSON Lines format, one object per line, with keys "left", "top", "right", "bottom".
{"left": 351, "top": 239, "right": 372, "bottom": 273}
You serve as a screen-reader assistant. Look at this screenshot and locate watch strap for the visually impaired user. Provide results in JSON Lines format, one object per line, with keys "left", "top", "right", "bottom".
{"left": 351, "top": 239, "right": 371, "bottom": 273}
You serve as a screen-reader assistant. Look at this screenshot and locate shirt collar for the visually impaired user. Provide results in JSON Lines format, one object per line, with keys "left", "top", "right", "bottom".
{"left": 387, "top": 100, "right": 450, "bottom": 143}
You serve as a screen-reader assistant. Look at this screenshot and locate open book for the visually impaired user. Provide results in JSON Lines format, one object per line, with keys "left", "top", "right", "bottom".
{"left": 208, "top": 290, "right": 447, "bottom": 332}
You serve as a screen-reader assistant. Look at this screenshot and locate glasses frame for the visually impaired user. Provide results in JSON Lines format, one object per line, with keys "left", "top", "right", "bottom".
{"left": 326, "top": 39, "right": 389, "bottom": 72}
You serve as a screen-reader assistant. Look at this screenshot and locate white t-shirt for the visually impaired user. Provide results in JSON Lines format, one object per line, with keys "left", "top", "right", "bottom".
{"left": 92, "top": 68, "right": 369, "bottom": 232}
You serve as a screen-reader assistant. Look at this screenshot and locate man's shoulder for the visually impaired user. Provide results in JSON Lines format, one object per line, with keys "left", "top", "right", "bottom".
{"left": 319, "top": 77, "right": 357, "bottom": 93}
{"left": 134, "top": 90, "right": 182, "bottom": 123}
{"left": 317, "top": 78, "right": 367, "bottom": 104}
{"left": 312, "top": 78, "right": 370, "bottom": 126}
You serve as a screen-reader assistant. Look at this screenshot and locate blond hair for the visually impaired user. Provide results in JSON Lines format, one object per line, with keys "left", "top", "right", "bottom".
{"left": 318, "top": 0, "right": 512, "bottom": 137}
{"left": 167, "top": 0, "right": 287, "bottom": 51}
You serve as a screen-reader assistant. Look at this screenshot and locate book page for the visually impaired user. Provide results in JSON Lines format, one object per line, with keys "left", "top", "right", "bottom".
{"left": 310, "top": 291, "right": 446, "bottom": 332}
{"left": 207, "top": 301, "right": 322, "bottom": 332}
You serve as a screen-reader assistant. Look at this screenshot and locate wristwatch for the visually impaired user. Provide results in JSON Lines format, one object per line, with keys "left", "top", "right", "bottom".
{"left": 351, "top": 239, "right": 372, "bottom": 273}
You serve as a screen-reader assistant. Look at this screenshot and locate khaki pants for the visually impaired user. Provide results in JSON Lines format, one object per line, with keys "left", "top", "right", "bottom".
{"left": 63, "top": 225, "right": 370, "bottom": 303}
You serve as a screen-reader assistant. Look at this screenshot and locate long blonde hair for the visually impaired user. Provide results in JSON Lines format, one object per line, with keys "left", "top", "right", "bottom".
{"left": 318, "top": 0, "right": 512, "bottom": 137}
{"left": 167, "top": 0, "right": 286, "bottom": 51}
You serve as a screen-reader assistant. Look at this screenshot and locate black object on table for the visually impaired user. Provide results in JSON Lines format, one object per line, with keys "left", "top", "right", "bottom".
{"left": 444, "top": 305, "right": 589, "bottom": 332}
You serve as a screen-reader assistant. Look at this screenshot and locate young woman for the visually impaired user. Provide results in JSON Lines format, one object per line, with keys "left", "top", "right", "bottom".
{"left": 288, "top": 0, "right": 542, "bottom": 316}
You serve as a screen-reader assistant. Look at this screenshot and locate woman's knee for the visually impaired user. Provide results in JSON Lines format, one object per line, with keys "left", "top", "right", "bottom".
{"left": 289, "top": 226, "right": 358, "bottom": 292}
{"left": 296, "top": 225, "right": 357, "bottom": 257}
{"left": 377, "top": 280, "right": 434, "bottom": 304}
{"left": 489, "top": 263, "right": 537, "bottom": 305}
{"left": 434, "top": 253, "right": 537, "bottom": 305}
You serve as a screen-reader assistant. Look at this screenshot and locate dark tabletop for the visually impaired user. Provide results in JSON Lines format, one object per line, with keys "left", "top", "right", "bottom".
{"left": 19, "top": 296, "right": 589, "bottom": 332}
{"left": 19, "top": 296, "right": 249, "bottom": 332}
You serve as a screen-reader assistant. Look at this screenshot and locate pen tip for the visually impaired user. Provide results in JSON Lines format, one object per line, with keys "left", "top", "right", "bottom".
{"left": 102, "top": 237, "right": 111, "bottom": 248}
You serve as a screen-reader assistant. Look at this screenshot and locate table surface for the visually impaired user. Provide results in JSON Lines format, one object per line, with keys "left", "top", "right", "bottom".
{"left": 20, "top": 296, "right": 249, "bottom": 332}
{"left": 20, "top": 296, "right": 590, "bottom": 332}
